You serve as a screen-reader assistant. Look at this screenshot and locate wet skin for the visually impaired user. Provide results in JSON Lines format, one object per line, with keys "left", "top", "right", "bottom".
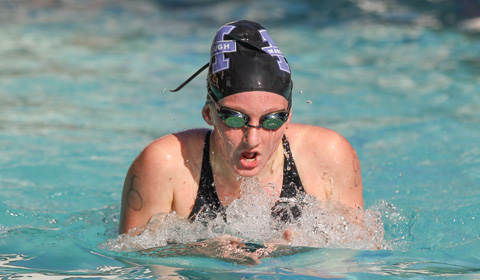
{"left": 119, "top": 91, "right": 364, "bottom": 237}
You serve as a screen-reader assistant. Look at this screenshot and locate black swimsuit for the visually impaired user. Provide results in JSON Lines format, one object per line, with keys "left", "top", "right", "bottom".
{"left": 188, "top": 131, "right": 305, "bottom": 223}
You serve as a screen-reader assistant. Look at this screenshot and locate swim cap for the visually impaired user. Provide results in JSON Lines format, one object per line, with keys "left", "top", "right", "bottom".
{"left": 170, "top": 20, "right": 292, "bottom": 104}
{"left": 207, "top": 20, "right": 292, "bottom": 103}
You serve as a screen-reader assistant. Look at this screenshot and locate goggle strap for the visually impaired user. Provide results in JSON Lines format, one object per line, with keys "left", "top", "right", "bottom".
{"left": 169, "top": 37, "right": 264, "bottom": 93}
{"left": 169, "top": 62, "right": 209, "bottom": 92}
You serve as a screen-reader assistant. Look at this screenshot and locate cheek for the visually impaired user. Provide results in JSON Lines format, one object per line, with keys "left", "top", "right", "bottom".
{"left": 264, "top": 130, "right": 284, "bottom": 151}
{"left": 214, "top": 128, "right": 243, "bottom": 157}
{"left": 266, "top": 126, "right": 288, "bottom": 150}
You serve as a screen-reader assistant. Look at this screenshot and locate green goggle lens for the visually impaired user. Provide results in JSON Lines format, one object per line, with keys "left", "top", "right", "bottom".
{"left": 218, "top": 108, "right": 287, "bottom": 130}
{"left": 224, "top": 116, "right": 247, "bottom": 128}
{"left": 261, "top": 118, "right": 284, "bottom": 130}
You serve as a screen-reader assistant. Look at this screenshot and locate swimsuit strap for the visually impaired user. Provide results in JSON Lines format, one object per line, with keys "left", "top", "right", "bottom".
{"left": 272, "top": 135, "right": 305, "bottom": 222}
{"left": 280, "top": 135, "right": 305, "bottom": 197}
{"left": 188, "top": 130, "right": 223, "bottom": 221}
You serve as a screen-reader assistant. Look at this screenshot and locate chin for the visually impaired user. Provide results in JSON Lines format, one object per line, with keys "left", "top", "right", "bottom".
{"left": 234, "top": 167, "right": 262, "bottom": 178}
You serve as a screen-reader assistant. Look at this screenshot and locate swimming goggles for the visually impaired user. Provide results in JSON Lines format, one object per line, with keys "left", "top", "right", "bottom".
{"left": 207, "top": 95, "right": 290, "bottom": 130}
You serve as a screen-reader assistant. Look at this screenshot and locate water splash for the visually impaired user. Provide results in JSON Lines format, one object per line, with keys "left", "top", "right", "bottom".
{"left": 106, "top": 178, "right": 385, "bottom": 253}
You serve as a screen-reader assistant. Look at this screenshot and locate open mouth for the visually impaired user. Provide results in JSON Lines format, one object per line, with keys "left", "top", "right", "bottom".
{"left": 242, "top": 152, "right": 257, "bottom": 161}
{"left": 240, "top": 151, "right": 259, "bottom": 167}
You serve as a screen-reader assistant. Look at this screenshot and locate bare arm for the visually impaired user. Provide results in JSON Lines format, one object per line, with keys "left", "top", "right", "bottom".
{"left": 119, "top": 140, "right": 176, "bottom": 235}
{"left": 327, "top": 133, "right": 364, "bottom": 210}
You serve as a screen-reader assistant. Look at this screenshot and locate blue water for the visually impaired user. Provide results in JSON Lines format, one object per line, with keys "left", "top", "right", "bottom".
{"left": 1, "top": 0, "right": 480, "bottom": 279}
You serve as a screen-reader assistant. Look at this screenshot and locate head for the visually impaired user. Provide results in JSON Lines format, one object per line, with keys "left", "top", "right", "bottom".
{"left": 201, "top": 20, "right": 293, "bottom": 177}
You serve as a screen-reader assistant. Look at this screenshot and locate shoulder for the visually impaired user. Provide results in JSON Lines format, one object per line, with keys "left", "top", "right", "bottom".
{"left": 119, "top": 129, "right": 210, "bottom": 233}
{"left": 136, "top": 129, "right": 208, "bottom": 161}
{"left": 126, "top": 128, "right": 210, "bottom": 204}
{"left": 285, "top": 123, "right": 363, "bottom": 209}
{"left": 133, "top": 128, "right": 209, "bottom": 178}
{"left": 147, "top": 128, "right": 209, "bottom": 153}
{"left": 286, "top": 123, "right": 356, "bottom": 162}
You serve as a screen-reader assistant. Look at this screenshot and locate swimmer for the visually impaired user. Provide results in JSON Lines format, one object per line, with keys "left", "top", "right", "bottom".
{"left": 119, "top": 20, "right": 364, "bottom": 244}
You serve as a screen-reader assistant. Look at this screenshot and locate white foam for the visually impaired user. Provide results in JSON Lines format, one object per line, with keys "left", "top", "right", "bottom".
{"left": 107, "top": 178, "right": 385, "bottom": 252}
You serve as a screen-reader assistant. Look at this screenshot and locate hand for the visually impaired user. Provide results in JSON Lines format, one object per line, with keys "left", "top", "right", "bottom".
{"left": 187, "top": 235, "right": 273, "bottom": 266}
{"left": 282, "top": 229, "right": 294, "bottom": 243}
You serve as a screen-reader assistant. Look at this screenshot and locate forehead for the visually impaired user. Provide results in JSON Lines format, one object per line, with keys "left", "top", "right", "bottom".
{"left": 218, "top": 91, "right": 288, "bottom": 113}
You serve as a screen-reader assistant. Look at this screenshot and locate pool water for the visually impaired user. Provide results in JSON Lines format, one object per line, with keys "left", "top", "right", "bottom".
{"left": 1, "top": 0, "right": 480, "bottom": 279}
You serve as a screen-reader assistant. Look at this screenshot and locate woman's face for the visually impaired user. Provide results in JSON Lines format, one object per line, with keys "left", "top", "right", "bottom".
{"left": 208, "top": 91, "right": 290, "bottom": 178}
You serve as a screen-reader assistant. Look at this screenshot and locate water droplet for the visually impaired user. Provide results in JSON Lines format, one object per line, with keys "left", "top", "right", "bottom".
{"left": 299, "top": 90, "right": 303, "bottom": 94}
{"left": 307, "top": 100, "right": 312, "bottom": 104}
{"left": 106, "top": 179, "right": 386, "bottom": 251}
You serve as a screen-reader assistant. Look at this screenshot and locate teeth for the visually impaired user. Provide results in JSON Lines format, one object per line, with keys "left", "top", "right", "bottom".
{"left": 242, "top": 152, "right": 257, "bottom": 162}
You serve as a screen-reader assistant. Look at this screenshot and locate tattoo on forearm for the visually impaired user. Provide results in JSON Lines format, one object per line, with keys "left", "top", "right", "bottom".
{"left": 127, "top": 175, "right": 143, "bottom": 211}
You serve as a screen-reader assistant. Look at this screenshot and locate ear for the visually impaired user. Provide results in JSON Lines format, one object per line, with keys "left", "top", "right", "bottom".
{"left": 202, "top": 103, "right": 214, "bottom": 126}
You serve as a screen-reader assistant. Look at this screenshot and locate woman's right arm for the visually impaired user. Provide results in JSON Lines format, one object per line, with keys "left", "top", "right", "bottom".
{"left": 119, "top": 140, "right": 176, "bottom": 235}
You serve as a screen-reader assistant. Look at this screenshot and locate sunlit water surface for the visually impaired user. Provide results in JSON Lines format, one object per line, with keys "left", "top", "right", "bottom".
{"left": 1, "top": 0, "right": 480, "bottom": 279}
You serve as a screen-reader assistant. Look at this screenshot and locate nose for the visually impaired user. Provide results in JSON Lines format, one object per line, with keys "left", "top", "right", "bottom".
{"left": 244, "top": 125, "right": 261, "bottom": 148}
